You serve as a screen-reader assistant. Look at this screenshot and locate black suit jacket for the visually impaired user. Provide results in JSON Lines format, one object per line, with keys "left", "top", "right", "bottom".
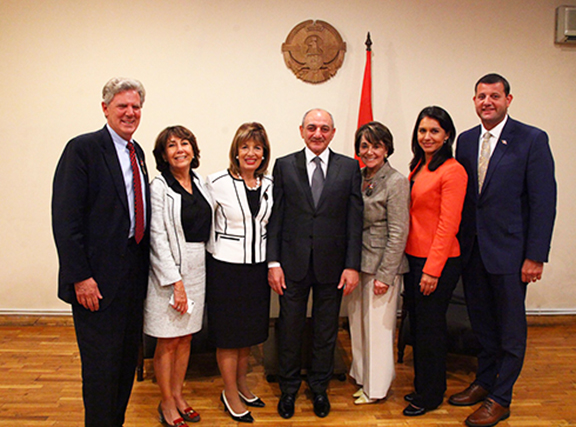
{"left": 456, "top": 117, "right": 556, "bottom": 274}
{"left": 267, "top": 149, "right": 363, "bottom": 284}
{"left": 52, "top": 126, "right": 151, "bottom": 310}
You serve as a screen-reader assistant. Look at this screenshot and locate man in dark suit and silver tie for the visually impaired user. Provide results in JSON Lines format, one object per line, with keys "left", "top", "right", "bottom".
{"left": 52, "top": 78, "right": 150, "bottom": 427}
{"left": 267, "top": 108, "right": 363, "bottom": 419}
{"left": 450, "top": 74, "right": 556, "bottom": 427}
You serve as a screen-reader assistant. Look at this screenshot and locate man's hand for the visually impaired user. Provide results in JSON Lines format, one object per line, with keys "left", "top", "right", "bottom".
{"left": 338, "top": 268, "right": 359, "bottom": 296}
{"left": 74, "top": 278, "right": 103, "bottom": 311}
{"left": 521, "top": 259, "right": 544, "bottom": 283}
{"left": 268, "top": 266, "right": 286, "bottom": 295}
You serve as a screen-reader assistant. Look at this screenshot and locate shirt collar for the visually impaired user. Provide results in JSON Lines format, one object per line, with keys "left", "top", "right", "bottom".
{"left": 106, "top": 123, "right": 132, "bottom": 150}
{"left": 481, "top": 115, "right": 508, "bottom": 141}
{"left": 304, "top": 146, "right": 330, "bottom": 164}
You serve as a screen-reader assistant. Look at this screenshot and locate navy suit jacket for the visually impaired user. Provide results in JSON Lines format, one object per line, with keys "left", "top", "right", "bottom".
{"left": 455, "top": 117, "right": 556, "bottom": 275}
{"left": 52, "top": 126, "right": 151, "bottom": 309}
{"left": 267, "top": 148, "right": 363, "bottom": 284}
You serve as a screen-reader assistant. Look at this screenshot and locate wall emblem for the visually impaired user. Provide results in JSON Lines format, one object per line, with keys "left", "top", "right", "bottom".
{"left": 282, "top": 20, "right": 346, "bottom": 84}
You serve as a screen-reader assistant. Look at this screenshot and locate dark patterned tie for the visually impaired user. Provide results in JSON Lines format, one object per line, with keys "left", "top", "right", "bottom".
{"left": 311, "top": 156, "right": 324, "bottom": 207}
{"left": 127, "top": 141, "right": 144, "bottom": 243}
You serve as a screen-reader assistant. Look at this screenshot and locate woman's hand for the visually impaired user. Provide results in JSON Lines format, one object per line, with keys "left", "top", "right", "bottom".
{"left": 373, "top": 279, "right": 390, "bottom": 295}
{"left": 171, "top": 280, "right": 188, "bottom": 314}
{"left": 419, "top": 273, "right": 439, "bottom": 296}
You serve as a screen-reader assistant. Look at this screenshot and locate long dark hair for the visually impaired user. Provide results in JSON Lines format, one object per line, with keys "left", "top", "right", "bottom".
{"left": 409, "top": 106, "right": 456, "bottom": 174}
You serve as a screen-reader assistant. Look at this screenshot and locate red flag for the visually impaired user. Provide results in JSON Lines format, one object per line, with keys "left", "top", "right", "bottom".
{"left": 356, "top": 32, "right": 373, "bottom": 167}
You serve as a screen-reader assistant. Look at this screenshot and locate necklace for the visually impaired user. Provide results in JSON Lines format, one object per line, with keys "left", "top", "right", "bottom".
{"left": 236, "top": 173, "right": 261, "bottom": 191}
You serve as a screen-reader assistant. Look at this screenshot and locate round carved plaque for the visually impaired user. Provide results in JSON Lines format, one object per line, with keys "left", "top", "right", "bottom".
{"left": 282, "top": 20, "right": 347, "bottom": 84}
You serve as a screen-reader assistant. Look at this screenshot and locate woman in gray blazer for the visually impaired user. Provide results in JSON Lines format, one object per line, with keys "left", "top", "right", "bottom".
{"left": 144, "top": 126, "right": 212, "bottom": 426}
{"left": 347, "top": 122, "right": 410, "bottom": 404}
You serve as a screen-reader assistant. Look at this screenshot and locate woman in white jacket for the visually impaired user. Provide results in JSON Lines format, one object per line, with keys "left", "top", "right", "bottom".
{"left": 206, "top": 122, "right": 273, "bottom": 423}
{"left": 144, "top": 126, "right": 212, "bottom": 427}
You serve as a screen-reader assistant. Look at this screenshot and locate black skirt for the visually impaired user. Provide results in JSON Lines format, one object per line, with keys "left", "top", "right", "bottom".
{"left": 206, "top": 254, "right": 270, "bottom": 348}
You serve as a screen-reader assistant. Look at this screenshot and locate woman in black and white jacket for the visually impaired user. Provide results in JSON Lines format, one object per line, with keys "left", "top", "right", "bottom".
{"left": 205, "top": 122, "right": 273, "bottom": 423}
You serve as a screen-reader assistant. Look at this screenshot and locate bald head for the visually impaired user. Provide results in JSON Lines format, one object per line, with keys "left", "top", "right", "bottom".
{"left": 300, "top": 109, "right": 336, "bottom": 155}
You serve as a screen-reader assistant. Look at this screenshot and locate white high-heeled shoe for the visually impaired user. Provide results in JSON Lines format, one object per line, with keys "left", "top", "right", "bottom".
{"left": 354, "top": 391, "right": 379, "bottom": 405}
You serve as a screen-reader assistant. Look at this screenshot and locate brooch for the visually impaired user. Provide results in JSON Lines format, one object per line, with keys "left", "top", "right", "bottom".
{"left": 365, "top": 182, "right": 374, "bottom": 197}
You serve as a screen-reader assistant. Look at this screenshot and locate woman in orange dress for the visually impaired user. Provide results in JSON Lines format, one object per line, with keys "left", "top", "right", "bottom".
{"left": 402, "top": 106, "right": 467, "bottom": 417}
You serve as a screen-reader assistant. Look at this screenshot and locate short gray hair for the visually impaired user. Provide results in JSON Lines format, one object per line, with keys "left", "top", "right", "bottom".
{"left": 301, "top": 108, "right": 335, "bottom": 128}
{"left": 102, "top": 77, "right": 146, "bottom": 106}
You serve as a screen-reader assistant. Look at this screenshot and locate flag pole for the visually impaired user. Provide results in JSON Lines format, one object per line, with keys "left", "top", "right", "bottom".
{"left": 356, "top": 32, "right": 373, "bottom": 167}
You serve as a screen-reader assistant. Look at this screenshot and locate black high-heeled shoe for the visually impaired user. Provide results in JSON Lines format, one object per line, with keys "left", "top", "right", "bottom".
{"left": 158, "top": 402, "right": 188, "bottom": 427}
{"left": 238, "top": 390, "right": 266, "bottom": 408}
{"left": 177, "top": 406, "right": 200, "bottom": 423}
{"left": 220, "top": 391, "right": 254, "bottom": 423}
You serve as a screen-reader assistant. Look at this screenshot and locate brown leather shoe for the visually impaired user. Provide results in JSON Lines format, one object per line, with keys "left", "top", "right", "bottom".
{"left": 465, "top": 398, "right": 510, "bottom": 427}
{"left": 449, "top": 383, "right": 489, "bottom": 406}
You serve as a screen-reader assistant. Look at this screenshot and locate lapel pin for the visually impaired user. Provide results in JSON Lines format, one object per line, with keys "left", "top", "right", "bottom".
{"left": 502, "top": 140, "right": 508, "bottom": 145}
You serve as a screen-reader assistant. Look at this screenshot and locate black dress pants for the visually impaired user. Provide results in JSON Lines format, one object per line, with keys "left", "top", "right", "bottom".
{"left": 404, "top": 255, "right": 461, "bottom": 409}
{"left": 277, "top": 262, "right": 342, "bottom": 395}
{"left": 72, "top": 241, "right": 147, "bottom": 427}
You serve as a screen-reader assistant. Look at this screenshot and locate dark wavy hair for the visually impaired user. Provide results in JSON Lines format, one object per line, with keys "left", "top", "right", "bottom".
{"left": 354, "top": 121, "right": 394, "bottom": 158}
{"left": 409, "top": 106, "right": 456, "bottom": 174}
{"left": 153, "top": 125, "right": 200, "bottom": 172}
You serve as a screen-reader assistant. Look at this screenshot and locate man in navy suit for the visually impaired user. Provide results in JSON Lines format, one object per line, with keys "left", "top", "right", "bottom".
{"left": 267, "top": 109, "right": 363, "bottom": 419}
{"left": 450, "top": 74, "right": 556, "bottom": 427}
{"left": 52, "top": 78, "right": 150, "bottom": 427}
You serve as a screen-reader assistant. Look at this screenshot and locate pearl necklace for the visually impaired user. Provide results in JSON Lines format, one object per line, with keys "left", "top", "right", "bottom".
{"left": 237, "top": 174, "right": 261, "bottom": 191}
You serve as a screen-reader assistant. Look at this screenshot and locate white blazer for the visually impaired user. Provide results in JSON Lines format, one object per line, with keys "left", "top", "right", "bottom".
{"left": 206, "top": 170, "right": 273, "bottom": 264}
{"left": 148, "top": 172, "right": 213, "bottom": 287}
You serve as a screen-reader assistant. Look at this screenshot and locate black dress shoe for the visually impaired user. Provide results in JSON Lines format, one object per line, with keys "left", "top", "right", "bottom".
{"left": 404, "top": 392, "right": 416, "bottom": 403}
{"left": 277, "top": 393, "right": 295, "bottom": 419}
{"left": 220, "top": 391, "right": 254, "bottom": 423}
{"left": 239, "top": 391, "right": 266, "bottom": 408}
{"left": 313, "top": 393, "right": 330, "bottom": 418}
{"left": 403, "top": 403, "right": 427, "bottom": 416}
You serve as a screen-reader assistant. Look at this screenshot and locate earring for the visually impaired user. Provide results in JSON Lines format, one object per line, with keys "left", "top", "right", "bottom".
{"left": 236, "top": 156, "right": 239, "bottom": 159}
{"left": 262, "top": 156, "right": 265, "bottom": 160}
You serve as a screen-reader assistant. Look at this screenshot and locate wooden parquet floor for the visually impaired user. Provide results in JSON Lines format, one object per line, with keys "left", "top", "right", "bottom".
{"left": 0, "top": 315, "right": 575, "bottom": 426}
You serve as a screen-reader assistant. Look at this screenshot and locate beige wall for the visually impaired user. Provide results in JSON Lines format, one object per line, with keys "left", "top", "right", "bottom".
{"left": 1, "top": 0, "right": 574, "bottom": 313}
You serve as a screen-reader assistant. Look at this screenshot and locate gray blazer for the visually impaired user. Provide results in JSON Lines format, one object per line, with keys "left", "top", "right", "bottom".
{"left": 360, "top": 161, "right": 410, "bottom": 285}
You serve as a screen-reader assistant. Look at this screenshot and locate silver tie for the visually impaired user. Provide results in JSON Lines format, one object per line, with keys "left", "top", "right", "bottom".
{"left": 478, "top": 131, "right": 491, "bottom": 193}
{"left": 311, "top": 156, "right": 324, "bottom": 206}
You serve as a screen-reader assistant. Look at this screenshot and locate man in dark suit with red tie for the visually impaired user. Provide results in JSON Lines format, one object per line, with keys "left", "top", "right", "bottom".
{"left": 267, "top": 109, "right": 363, "bottom": 419}
{"left": 450, "top": 74, "right": 556, "bottom": 427}
{"left": 52, "top": 78, "right": 150, "bottom": 427}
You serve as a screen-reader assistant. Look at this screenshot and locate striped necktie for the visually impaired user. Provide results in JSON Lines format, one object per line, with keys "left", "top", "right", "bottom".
{"left": 127, "top": 141, "right": 145, "bottom": 243}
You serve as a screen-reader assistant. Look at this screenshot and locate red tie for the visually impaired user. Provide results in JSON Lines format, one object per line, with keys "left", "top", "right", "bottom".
{"left": 127, "top": 141, "right": 145, "bottom": 243}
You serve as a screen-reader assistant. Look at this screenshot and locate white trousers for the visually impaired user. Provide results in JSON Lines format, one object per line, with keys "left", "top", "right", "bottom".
{"left": 347, "top": 273, "right": 401, "bottom": 399}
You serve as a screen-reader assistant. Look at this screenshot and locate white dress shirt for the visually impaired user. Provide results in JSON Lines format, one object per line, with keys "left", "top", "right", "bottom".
{"left": 304, "top": 146, "right": 330, "bottom": 184}
{"left": 478, "top": 115, "right": 509, "bottom": 161}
